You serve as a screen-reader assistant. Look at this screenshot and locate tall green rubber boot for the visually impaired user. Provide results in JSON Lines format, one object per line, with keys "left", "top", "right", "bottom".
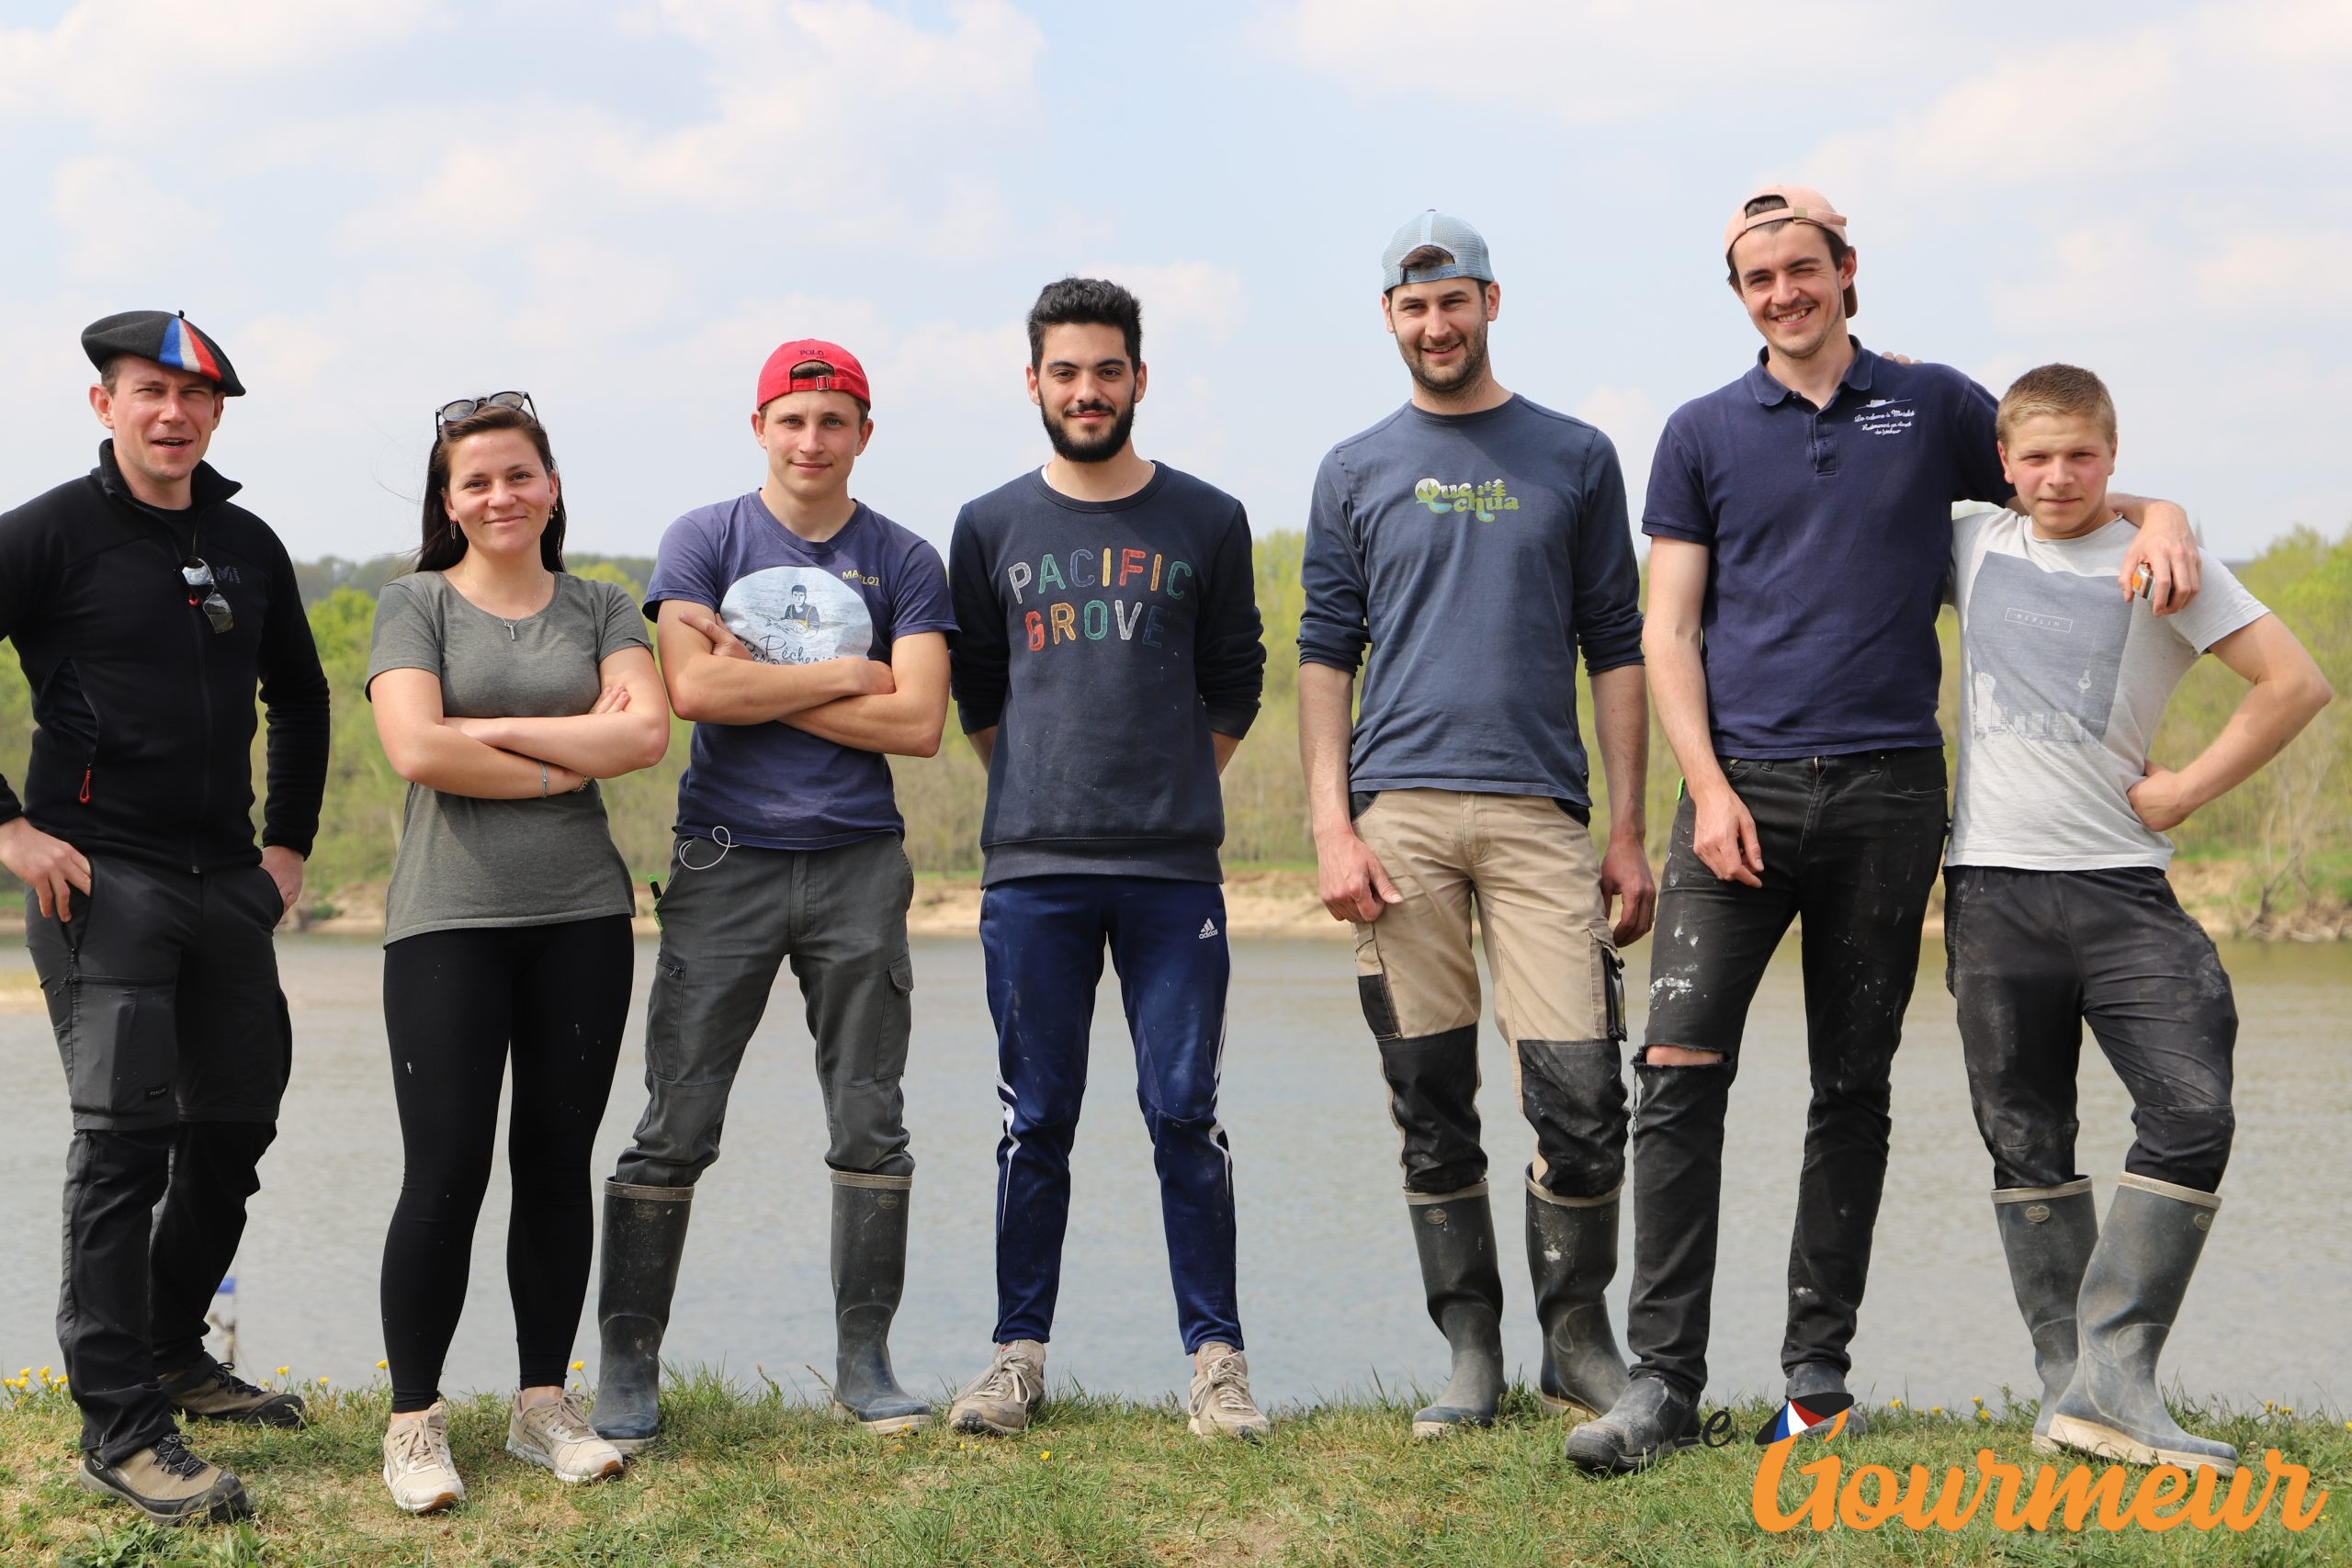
{"left": 592, "top": 1180, "right": 692, "bottom": 1453}
{"left": 1990, "top": 1178, "right": 2098, "bottom": 1445}
{"left": 830, "top": 1172, "right": 932, "bottom": 1433}
{"left": 1527, "top": 1181, "right": 1631, "bottom": 1421}
{"left": 1407, "top": 1184, "right": 1506, "bottom": 1439}
{"left": 2044, "top": 1173, "right": 2237, "bottom": 1475}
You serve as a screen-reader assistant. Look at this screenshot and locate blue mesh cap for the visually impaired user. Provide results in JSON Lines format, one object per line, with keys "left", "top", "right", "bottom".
{"left": 1381, "top": 210, "right": 1493, "bottom": 292}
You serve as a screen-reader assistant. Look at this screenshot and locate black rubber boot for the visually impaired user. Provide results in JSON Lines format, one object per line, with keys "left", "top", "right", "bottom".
{"left": 1562, "top": 1375, "right": 1701, "bottom": 1474}
{"left": 592, "top": 1179, "right": 692, "bottom": 1452}
{"left": 1406, "top": 1186, "right": 1506, "bottom": 1438}
{"left": 830, "top": 1172, "right": 931, "bottom": 1433}
{"left": 1526, "top": 1183, "right": 1630, "bottom": 1421}
{"left": 1990, "top": 1178, "right": 2098, "bottom": 1445}
{"left": 2045, "top": 1174, "right": 2237, "bottom": 1474}
{"left": 1785, "top": 1361, "right": 1866, "bottom": 1438}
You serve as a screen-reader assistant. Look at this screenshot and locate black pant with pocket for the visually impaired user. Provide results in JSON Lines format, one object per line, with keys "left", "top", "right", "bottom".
{"left": 26, "top": 855, "right": 292, "bottom": 1462}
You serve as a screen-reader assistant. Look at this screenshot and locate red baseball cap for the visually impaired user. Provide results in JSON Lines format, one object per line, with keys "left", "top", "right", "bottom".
{"left": 756, "top": 339, "right": 871, "bottom": 412}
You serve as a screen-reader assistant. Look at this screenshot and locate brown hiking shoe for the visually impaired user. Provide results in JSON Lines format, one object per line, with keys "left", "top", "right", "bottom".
{"left": 78, "top": 1434, "right": 252, "bottom": 1525}
{"left": 159, "top": 1356, "right": 307, "bottom": 1427}
{"left": 948, "top": 1340, "right": 1046, "bottom": 1436}
{"left": 1187, "top": 1344, "right": 1271, "bottom": 1441}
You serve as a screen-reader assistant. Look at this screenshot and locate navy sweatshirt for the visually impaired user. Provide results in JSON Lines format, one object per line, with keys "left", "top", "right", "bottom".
{"left": 0, "top": 443, "right": 330, "bottom": 871}
{"left": 1298, "top": 396, "right": 1644, "bottom": 808}
{"left": 949, "top": 464, "right": 1265, "bottom": 886}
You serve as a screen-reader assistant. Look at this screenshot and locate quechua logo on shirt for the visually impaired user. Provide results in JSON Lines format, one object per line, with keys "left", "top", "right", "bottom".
{"left": 1004, "top": 546, "right": 1193, "bottom": 652}
{"left": 1414, "top": 477, "right": 1520, "bottom": 521}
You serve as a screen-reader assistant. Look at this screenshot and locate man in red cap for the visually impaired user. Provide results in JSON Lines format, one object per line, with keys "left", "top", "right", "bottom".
{"left": 592, "top": 341, "right": 956, "bottom": 1448}
{"left": 1565, "top": 189, "right": 2204, "bottom": 1472}
{"left": 0, "top": 311, "right": 327, "bottom": 1523}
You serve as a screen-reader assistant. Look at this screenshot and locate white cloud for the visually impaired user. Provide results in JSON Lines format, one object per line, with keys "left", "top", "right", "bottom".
{"left": 0, "top": 2, "right": 450, "bottom": 124}
{"left": 51, "top": 154, "right": 219, "bottom": 276}
{"left": 1263, "top": 0, "right": 1969, "bottom": 121}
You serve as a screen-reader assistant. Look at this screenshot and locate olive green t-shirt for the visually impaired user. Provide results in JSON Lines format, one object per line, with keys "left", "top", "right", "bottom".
{"left": 365, "top": 571, "right": 650, "bottom": 944}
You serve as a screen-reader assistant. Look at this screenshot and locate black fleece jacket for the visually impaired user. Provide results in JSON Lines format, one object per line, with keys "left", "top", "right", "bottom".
{"left": 0, "top": 443, "right": 329, "bottom": 872}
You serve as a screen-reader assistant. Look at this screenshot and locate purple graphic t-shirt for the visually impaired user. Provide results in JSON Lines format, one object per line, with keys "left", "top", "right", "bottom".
{"left": 647, "top": 494, "right": 955, "bottom": 851}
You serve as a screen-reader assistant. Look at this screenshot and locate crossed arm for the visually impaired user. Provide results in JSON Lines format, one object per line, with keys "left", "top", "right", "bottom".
{"left": 661, "top": 600, "right": 947, "bottom": 758}
{"left": 371, "top": 645, "right": 669, "bottom": 797}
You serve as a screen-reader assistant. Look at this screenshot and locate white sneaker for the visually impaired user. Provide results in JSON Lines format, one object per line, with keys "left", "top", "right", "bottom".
{"left": 1187, "top": 1344, "right": 1272, "bottom": 1441}
{"left": 383, "top": 1402, "right": 464, "bottom": 1514}
{"left": 948, "top": 1340, "right": 1047, "bottom": 1436}
{"left": 508, "top": 1391, "right": 626, "bottom": 1483}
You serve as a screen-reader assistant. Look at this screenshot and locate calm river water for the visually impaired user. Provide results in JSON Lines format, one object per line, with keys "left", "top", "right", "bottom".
{"left": 3, "top": 933, "right": 2346, "bottom": 1416}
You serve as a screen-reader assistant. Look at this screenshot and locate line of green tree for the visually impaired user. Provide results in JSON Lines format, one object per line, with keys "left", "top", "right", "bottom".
{"left": 4, "top": 528, "right": 2347, "bottom": 915}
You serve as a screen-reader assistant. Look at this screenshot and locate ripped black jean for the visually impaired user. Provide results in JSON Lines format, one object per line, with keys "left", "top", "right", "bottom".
{"left": 1626, "top": 749, "right": 1948, "bottom": 1397}
{"left": 1945, "top": 865, "right": 2236, "bottom": 1194}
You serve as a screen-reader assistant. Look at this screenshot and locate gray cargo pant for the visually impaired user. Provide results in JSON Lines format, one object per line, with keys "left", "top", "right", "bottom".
{"left": 611, "top": 831, "right": 915, "bottom": 1186}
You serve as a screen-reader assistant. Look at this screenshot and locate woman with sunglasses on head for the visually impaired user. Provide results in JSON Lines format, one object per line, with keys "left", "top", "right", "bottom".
{"left": 365, "top": 394, "right": 669, "bottom": 1512}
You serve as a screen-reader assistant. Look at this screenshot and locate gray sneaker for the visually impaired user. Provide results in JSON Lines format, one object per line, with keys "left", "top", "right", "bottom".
{"left": 948, "top": 1340, "right": 1046, "bottom": 1436}
{"left": 1187, "top": 1344, "right": 1270, "bottom": 1441}
{"left": 507, "top": 1391, "right": 626, "bottom": 1483}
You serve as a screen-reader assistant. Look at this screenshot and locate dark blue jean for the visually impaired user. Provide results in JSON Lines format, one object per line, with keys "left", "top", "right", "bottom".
{"left": 979, "top": 874, "right": 1242, "bottom": 1352}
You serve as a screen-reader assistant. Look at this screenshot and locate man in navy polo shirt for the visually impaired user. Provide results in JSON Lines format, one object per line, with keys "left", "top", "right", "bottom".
{"left": 1564, "top": 186, "right": 2201, "bottom": 1472}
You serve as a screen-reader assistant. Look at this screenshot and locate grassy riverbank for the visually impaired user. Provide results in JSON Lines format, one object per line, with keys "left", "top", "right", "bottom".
{"left": 2, "top": 1374, "right": 2343, "bottom": 1565}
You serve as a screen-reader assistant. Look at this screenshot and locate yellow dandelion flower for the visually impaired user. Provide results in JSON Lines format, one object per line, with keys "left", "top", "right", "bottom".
{"left": 376, "top": 1359, "right": 387, "bottom": 1371}
{"left": 1930, "top": 1406, "right": 1944, "bottom": 1416}
{"left": 1038, "top": 1450, "right": 1051, "bottom": 1460}
{"left": 317, "top": 1377, "right": 330, "bottom": 1387}
{"left": 1976, "top": 1410, "right": 1992, "bottom": 1422}
{"left": 2280, "top": 1405, "right": 2293, "bottom": 1415}
{"left": 571, "top": 1360, "right": 584, "bottom": 1371}
{"left": 1888, "top": 1399, "right": 1903, "bottom": 1409}
{"left": 276, "top": 1367, "right": 288, "bottom": 1378}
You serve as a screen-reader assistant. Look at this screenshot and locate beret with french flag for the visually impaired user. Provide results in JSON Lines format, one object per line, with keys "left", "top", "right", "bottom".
{"left": 81, "top": 310, "right": 245, "bottom": 398}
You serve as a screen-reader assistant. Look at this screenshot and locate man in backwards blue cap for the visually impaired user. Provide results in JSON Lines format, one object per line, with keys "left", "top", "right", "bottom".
{"left": 0, "top": 311, "right": 328, "bottom": 1525}
{"left": 1299, "top": 211, "right": 1653, "bottom": 1440}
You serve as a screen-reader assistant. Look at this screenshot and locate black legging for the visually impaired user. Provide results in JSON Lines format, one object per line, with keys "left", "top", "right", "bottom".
{"left": 379, "top": 916, "right": 633, "bottom": 1413}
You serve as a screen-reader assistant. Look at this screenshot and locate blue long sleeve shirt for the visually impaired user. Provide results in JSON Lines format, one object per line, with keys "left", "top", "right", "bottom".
{"left": 1298, "top": 395, "right": 1643, "bottom": 808}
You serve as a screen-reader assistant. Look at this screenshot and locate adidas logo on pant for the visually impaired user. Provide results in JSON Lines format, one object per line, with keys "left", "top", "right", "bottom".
{"left": 1198, "top": 918, "right": 1219, "bottom": 940}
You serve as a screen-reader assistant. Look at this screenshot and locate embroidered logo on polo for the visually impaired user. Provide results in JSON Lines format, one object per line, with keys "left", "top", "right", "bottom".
{"left": 1413, "top": 477, "right": 1521, "bottom": 521}
{"left": 719, "top": 566, "right": 875, "bottom": 666}
{"left": 1853, "top": 398, "right": 1916, "bottom": 437}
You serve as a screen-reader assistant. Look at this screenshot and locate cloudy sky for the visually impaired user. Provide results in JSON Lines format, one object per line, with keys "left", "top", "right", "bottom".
{"left": 3, "top": 0, "right": 2344, "bottom": 562}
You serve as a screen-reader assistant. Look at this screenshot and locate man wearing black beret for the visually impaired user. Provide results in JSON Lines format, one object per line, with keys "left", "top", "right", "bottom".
{"left": 0, "top": 312, "right": 327, "bottom": 1525}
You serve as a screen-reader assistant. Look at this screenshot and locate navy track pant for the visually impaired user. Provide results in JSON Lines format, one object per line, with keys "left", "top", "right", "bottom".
{"left": 979, "top": 874, "right": 1242, "bottom": 1352}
